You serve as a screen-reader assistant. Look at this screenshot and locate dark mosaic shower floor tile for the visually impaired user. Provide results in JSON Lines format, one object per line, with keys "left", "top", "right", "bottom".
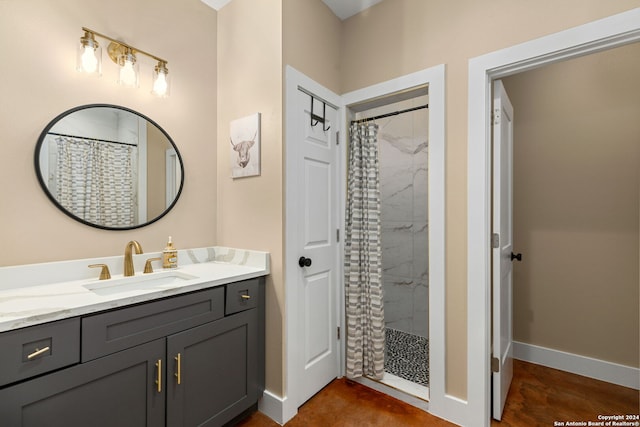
{"left": 384, "top": 328, "right": 429, "bottom": 386}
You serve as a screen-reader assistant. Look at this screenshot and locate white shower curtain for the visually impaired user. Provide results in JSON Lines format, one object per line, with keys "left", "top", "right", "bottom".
{"left": 344, "top": 122, "right": 385, "bottom": 380}
{"left": 55, "top": 137, "right": 136, "bottom": 227}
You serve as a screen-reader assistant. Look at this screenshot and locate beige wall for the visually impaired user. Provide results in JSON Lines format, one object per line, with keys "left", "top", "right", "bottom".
{"left": 340, "top": 0, "right": 640, "bottom": 398}
{"left": 0, "top": 0, "right": 217, "bottom": 266}
{"left": 216, "top": 0, "right": 284, "bottom": 396}
{"left": 215, "top": 0, "right": 342, "bottom": 399}
{"left": 502, "top": 43, "right": 640, "bottom": 368}
{"left": 283, "top": 0, "right": 343, "bottom": 94}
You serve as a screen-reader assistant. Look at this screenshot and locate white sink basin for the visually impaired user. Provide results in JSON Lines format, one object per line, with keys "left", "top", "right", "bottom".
{"left": 83, "top": 271, "right": 198, "bottom": 295}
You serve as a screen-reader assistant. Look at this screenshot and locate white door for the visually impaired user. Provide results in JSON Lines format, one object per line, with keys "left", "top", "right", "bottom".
{"left": 295, "top": 90, "right": 340, "bottom": 406}
{"left": 492, "top": 79, "right": 515, "bottom": 420}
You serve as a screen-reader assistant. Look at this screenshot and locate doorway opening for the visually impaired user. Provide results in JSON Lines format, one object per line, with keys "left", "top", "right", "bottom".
{"left": 491, "top": 42, "right": 640, "bottom": 420}
{"left": 340, "top": 65, "right": 449, "bottom": 419}
{"left": 346, "top": 85, "right": 431, "bottom": 403}
{"left": 467, "top": 9, "right": 640, "bottom": 426}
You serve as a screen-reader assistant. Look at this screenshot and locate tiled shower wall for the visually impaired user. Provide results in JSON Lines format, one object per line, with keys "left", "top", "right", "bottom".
{"left": 361, "top": 96, "right": 429, "bottom": 338}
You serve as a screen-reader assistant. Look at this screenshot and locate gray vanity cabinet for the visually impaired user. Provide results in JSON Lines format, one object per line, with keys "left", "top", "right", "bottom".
{"left": 166, "top": 308, "right": 258, "bottom": 426}
{"left": 0, "top": 338, "right": 166, "bottom": 426}
{"left": 0, "top": 277, "right": 265, "bottom": 427}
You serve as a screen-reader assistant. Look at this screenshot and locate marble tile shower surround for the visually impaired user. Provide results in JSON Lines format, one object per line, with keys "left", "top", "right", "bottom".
{"left": 359, "top": 96, "right": 429, "bottom": 338}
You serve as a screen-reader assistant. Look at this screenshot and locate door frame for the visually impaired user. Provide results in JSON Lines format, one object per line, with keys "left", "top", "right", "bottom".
{"left": 467, "top": 8, "right": 640, "bottom": 427}
{"left": 282, "top": 66, "right": 344, "bottom": 424}
{"left": 341, "top": 64, "right": 457, "bottom": 424}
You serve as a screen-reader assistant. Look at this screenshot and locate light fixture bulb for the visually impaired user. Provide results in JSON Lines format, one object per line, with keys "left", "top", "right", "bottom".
{"left": 153, "top": 73, "right": 168, "bottom": 95}
{"left": 77, "top": 30, "right": 101, "bottom": 76}
{"left": 152, "top": 61, "right": 170, "bottom": 97}
{"left": 120, "top": 60, "right": 136, "bottom": 85}
{"left": 81, "top": 46, "right": 99, "bottom": 73}
{"left": 117, "top": 49, "right": 139, "bottom": 88}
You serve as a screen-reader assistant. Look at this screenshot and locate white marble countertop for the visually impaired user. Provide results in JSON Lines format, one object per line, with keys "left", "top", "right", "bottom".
{"left": 0, "top": 247, "right": 269, "bottom": 332}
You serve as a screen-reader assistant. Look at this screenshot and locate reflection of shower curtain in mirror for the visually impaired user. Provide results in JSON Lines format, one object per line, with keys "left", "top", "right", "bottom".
{"left": 55, "top": 137, "right": 136, "bottom": 227}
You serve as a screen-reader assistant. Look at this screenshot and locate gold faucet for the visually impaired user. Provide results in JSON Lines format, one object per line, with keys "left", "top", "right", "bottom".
{"left": 124, "top": 240, "right": 143, "bottom": 277}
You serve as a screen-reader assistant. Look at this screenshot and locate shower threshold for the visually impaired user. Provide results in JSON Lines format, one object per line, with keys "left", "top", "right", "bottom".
{"left": 353, "top": 374, "right": 430, "bottom": 413}
{"left": 379, "top": 371, "right": 429, "bottom": 401}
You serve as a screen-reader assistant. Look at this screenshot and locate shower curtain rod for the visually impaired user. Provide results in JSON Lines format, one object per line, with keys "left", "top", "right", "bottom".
{"left": 47, "top": 132, "right": 137, "bottom": 147}
{"left": 350, "top": 104, "right": 428, "bottom": 125}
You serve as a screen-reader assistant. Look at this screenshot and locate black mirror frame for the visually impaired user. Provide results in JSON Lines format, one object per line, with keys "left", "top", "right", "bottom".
{"left": 34, "top": 104, "right": 185, "bottom": 231}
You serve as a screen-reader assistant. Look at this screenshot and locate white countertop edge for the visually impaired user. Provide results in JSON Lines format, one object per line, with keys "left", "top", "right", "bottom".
{"left": 0, "top": 246, "right": 270, "bottom": 333}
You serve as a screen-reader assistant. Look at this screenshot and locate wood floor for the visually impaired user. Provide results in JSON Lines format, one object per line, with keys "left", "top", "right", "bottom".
{"left": 236, "top": 360, "right": 639, "bottom": 426}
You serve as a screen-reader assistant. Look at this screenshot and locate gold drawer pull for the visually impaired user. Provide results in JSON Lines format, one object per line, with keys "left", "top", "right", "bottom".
{"left": 27, "top": 346, "right": 51, "bottom": 360}
{"left": 241, "top": 294, "right": 251, "bottom": 300}
{"left": 174, "top": 353, "right": 181, "bottom": 385}
{"left": 155, "top": 359, "right": 162, "bottom": 393}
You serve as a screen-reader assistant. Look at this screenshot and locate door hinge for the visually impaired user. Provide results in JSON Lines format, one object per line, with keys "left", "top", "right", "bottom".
{"left": 336, "top": 228, "right": 340, "bottom": 242}
{"left": 336, "top": 130, "right": 340, "bottom": 145}
{"left": 491, "top": 356, "right": 500, "bottom": 373}
{"left": 493, "top": 108, "right": 500, "bottom": 125}
{"left": 492, "top": 233, "right": 500, "bottom": 248}
{"left": 337, "top": 326, "right": 341, "bottom": 340}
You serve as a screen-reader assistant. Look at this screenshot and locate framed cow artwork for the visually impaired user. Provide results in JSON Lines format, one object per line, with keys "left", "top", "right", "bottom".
{"left": 230, "top": 112, "right": 261, "bottom": 178}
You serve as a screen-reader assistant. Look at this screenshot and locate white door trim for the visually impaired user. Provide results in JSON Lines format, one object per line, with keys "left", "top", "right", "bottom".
{"left": 281, "top": 66, "right": 343, "bottom": 425}
{"left": 467, "top": 8, "right": 640, "bottom": 427}
{"left": 342, "top": 64, "right": 461, "bottom": 425}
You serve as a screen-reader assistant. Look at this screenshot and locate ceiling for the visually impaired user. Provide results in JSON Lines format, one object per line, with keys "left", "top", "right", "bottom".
{"left": 200, "top": 0, "right": 383, "bottom": 20}
{"left": 320, "top": 0, "right": 384, "bottom": 20}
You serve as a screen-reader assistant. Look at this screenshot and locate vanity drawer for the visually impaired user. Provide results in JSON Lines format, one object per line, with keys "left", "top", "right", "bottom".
{"left": 0, "top": 318, "right": 80, "bottom": 387}
{"left": 225, "top": 279, "right": 259, "bottom": 315}
{"left": 82, "top": 286, "right": 224, "bottom": 361}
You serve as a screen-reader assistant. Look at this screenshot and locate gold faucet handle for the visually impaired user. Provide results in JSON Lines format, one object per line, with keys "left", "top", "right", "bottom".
{"left": 89, "top": 264, "right": 111, "bottom": 280}
{"left": 144, "top": 257, "right": 162, "bottom": 274}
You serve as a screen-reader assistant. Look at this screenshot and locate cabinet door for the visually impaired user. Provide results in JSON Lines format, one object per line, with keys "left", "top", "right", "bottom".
{"left": 0, "top": 339, "right": 165, "bottom": 427}
{"left": 166, "top": 309, "right": 258, "bottom": 427}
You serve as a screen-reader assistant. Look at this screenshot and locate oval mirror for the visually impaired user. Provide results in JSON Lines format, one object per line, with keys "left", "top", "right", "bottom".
{"left": 34, "top": 104, "right": 184, "bottom": 230}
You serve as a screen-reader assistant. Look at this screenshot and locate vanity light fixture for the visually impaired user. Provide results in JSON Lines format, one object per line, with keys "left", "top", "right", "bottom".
{"left": 77, "top": 27, "right": 171, "bottom": 97}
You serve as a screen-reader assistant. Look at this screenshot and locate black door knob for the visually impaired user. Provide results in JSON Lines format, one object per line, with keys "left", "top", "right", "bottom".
{"left": 511, "top": 252, "right": 522, "bottom": 262}
{"left": 298, "top": 256, "right": 312, "bottom": 268}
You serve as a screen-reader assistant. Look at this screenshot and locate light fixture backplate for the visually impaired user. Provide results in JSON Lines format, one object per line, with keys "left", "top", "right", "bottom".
{"left": 107, "top": 42, "right": 130, "bottom": 64}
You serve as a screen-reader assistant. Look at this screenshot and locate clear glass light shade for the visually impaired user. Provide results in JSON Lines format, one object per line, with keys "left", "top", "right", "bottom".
{"left": 76, "top": 38, "right": 102, "bottom": 76}
{"left": 151, "top": 63, "right": 170, "bottom": 97}
{"left": 117, "top": 51, "right": 139, "bottom": 88}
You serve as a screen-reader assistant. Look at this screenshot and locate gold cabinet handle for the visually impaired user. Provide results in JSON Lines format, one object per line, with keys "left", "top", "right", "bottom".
{"left": 241, "top": 294, "right": 251, "bottom": 300}
{"left": 174, "top": 353, "right": 181, "bottom": 385}
{"left": 155, "top": 359, "right": 162, "bottom": 393}
{"left": 27, "top": 346, "right": 51, "bottom": 360}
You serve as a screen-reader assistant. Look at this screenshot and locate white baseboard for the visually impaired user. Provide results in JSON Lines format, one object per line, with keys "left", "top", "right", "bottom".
{"left": 258, "top": 389, "right": 288, "bottom": 426}
{"left": 513, "top": 341, "right": 640, "bottom": 390}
